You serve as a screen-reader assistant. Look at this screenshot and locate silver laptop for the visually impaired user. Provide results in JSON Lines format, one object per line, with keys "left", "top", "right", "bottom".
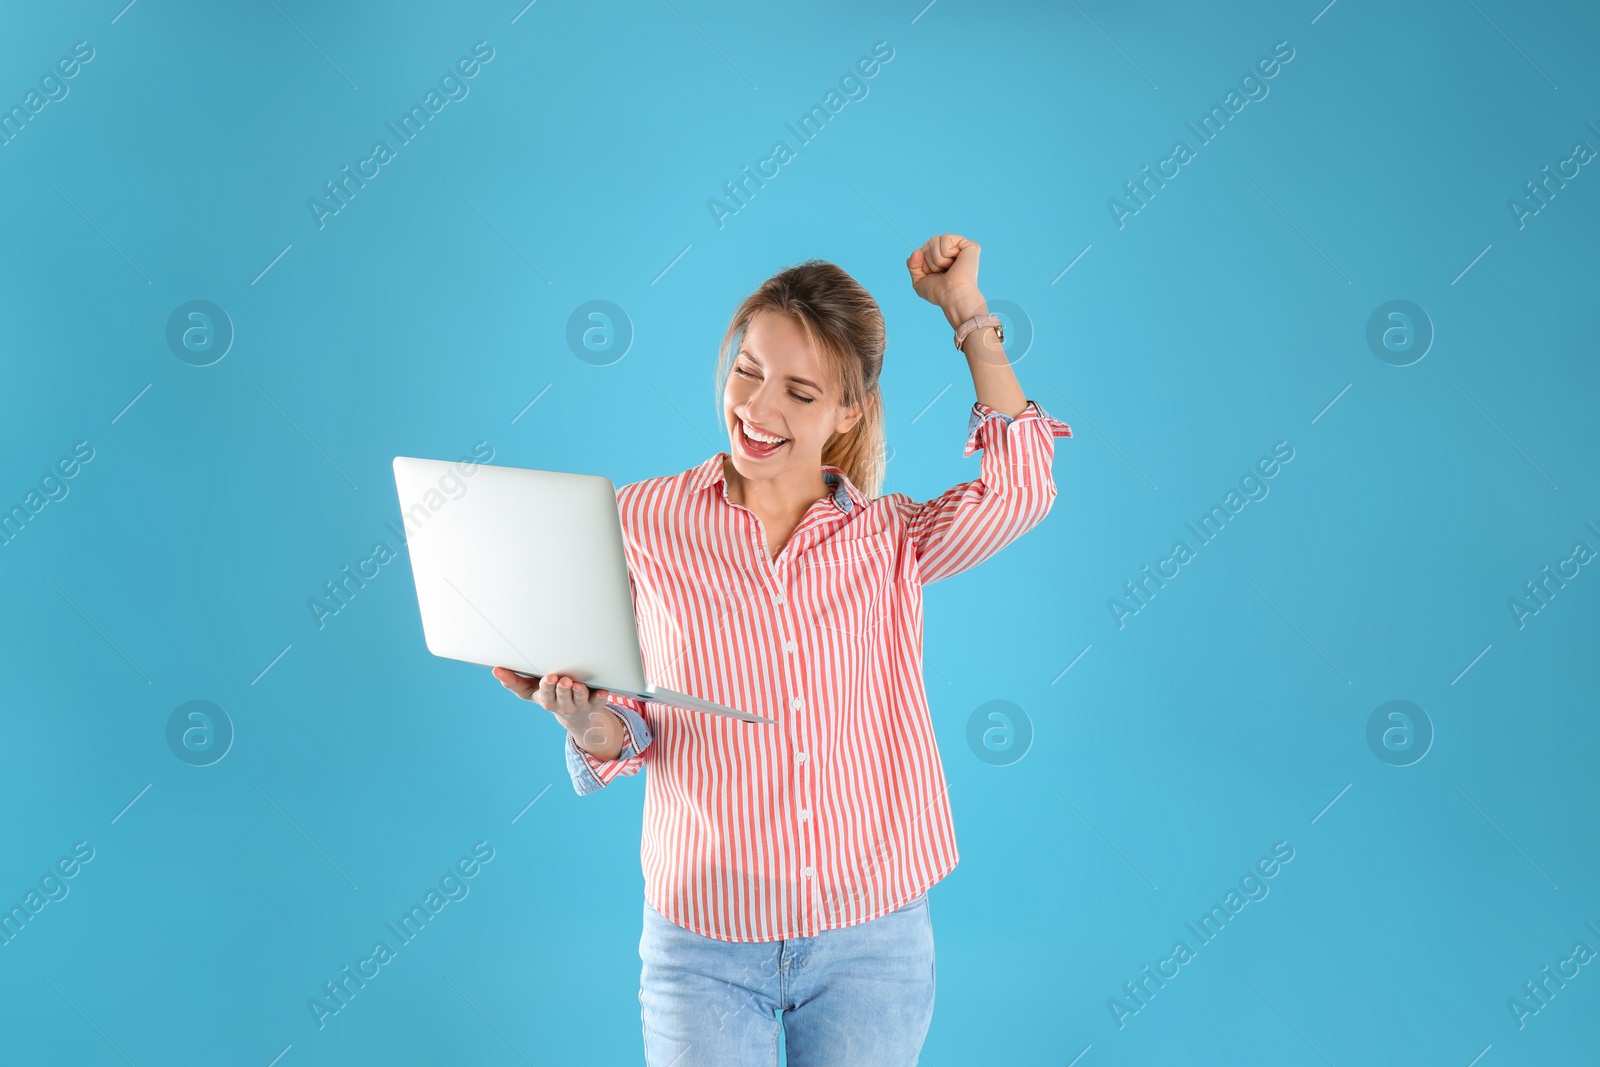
{"left": 391, "top": 456, "right": 775, "bottom": 724}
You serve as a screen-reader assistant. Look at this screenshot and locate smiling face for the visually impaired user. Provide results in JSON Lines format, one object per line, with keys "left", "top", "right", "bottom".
{"left": 723, "top": 310, "right": 863, "bottom": 489}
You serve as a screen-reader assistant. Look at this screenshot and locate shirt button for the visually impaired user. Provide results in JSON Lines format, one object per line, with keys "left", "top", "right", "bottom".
{"left": 803, "top": 866, "right": 814, "bottom": 878}
{"left": 784, "top": 640, "right": 796, "bottom": 653}
{"left": 796, "top": 752, "right": 807, "bottom": 764}
{"left": 799, "top": 809, "right": 810, "bottom": 822}
{"left": 773, "top": 592, "right": 785, "bottom": 605}
{"left": 790, "top": 696, "right": 804, "bottom": 711}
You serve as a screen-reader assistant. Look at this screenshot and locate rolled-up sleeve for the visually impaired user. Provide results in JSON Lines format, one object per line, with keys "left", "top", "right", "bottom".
{"left": 904, "top": 397, "right": 1073, "bottom": 586}
{"left": 565, "top": 693, "right": 653, "bottom": 796}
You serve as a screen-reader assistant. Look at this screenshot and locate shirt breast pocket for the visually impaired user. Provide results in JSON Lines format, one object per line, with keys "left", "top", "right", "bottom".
{"left": 799, "top": 530, "right": 898, "bottom": 644}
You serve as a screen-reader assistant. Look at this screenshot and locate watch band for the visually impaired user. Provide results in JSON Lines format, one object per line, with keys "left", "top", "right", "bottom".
{"left": 954, "top": 314, "right": 1004, "bottom": 351}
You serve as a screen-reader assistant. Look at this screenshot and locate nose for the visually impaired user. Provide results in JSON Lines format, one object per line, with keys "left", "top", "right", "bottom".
{"left": 738, "top": 380, "right": 782, "bottom": 429}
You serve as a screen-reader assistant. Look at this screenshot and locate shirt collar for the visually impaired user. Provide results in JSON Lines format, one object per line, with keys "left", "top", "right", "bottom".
{"left": 687, "top": 453, "right": 861, "bottom": 514}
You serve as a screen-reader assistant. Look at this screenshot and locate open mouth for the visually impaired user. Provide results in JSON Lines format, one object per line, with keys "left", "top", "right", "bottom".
{"left": 736, "top": 420, "right": 788, "bottom": 458}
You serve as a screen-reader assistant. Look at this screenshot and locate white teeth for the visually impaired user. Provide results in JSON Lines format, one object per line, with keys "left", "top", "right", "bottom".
{"left": 742, "top": 421, "right": 786, "bottom": 445}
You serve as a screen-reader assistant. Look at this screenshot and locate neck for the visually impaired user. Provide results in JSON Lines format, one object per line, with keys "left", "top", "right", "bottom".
{"left": 723, "top": 455, "right": 829, "bottom": 520}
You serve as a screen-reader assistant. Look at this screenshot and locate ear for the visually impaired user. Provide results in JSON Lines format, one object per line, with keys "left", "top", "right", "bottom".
{"left": 834, "top": 396, "right": 866, "bottom": 437}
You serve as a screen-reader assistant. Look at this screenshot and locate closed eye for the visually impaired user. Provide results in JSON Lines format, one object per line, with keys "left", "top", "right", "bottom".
{"left": 734, "top": 365, "right": 815, "bottom": 403}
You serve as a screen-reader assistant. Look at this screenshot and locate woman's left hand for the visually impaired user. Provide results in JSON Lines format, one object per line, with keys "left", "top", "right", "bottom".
{"left": 907, "top": 233, "right": 983, "bottom": 317}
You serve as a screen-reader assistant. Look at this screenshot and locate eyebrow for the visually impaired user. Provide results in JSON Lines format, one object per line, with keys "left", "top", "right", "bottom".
{"left": 737, "top": 349, "right": 824, "bottom": 393}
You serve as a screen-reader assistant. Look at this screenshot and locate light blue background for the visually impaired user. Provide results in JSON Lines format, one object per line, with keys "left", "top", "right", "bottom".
{"left": 2, "top": 0, "right": 1597, "bottom": 1063}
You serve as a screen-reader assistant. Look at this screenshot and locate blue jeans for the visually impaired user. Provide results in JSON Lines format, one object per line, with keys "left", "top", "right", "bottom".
{"left": 638, "top": 893, "right": 936, "bottom": 1066}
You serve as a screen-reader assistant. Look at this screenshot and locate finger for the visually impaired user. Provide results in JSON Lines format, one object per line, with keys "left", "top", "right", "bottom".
{"left": 554, "top": 676, "right": 576, "bottom": 714}
{"left": 569, "top": 680, "right": 599, "bottom": 714}
{"left": 493, "top": 667, "right": 537, "bottom": 699}
{"left": 906, "top": 247, "right": 928, "bottom": 279}
{"left": 537, "top": 673, "right": 560, "bottom": 709}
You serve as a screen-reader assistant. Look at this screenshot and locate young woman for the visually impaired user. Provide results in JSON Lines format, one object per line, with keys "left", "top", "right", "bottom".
{"left": 493, "top": 233, "right": 1072, "bottom": 1065}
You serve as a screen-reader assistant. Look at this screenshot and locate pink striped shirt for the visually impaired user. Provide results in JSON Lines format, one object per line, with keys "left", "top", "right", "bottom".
{"left": 567, "top": 397, "right": 1072, "bottom": 941}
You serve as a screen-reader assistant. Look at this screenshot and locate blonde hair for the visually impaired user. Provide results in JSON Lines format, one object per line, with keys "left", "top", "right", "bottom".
{"left": 712, "top": 259, "right": 887, "bottom": 499}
